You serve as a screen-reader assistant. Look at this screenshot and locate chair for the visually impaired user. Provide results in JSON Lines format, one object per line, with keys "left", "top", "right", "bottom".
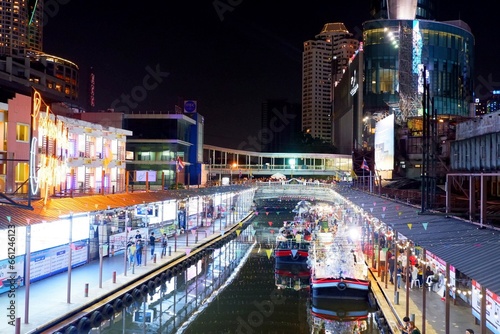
{"left": 425, "top": 276, "right": 435, "bottom": 291}
{"left": 411, "top": 277, "right": 421, "bottom": 288}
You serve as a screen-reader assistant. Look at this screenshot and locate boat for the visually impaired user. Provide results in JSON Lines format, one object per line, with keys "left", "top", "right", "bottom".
{"left": 274, "top": 219, "right": 311, "bottom": 264}
{"left": 274, "top": 238, "right": 310, "bottom": 264}
{"left": 274, "top": 262, "right": 310, "bottom": 291}
{"left": 308, "top": 217, "right": 370, "bottom": 300}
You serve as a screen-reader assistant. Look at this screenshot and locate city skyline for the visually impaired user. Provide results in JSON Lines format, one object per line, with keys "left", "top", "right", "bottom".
{"left": 42, "top": 0, "right": 500, "bottom": 148}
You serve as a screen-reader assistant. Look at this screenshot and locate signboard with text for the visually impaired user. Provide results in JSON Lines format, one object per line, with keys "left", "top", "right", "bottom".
{"left": 29, "top": 240, "right": 88, "bottom": 283}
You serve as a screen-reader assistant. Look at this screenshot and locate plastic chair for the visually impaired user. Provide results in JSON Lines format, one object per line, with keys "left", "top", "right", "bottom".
{"left": 411, "top": 277, "right": 421, "bottom": 288}
{"left": 426, "top": 276, "right": 434, "bottom": 291}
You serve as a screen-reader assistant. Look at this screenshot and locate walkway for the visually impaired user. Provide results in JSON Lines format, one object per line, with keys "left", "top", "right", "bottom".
{"left": 0, "top": 215, "right": 235, "bottom": 334}
{"left": 370, "top": 267, "right": 490, "bottom": 333}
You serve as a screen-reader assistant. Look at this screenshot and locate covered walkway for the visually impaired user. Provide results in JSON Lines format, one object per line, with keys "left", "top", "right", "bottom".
{"left": 203, "top": 144, "right": 352, "bottom": 180}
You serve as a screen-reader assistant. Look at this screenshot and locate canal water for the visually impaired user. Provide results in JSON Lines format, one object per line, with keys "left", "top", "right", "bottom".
{"left": 102, "top": 199, "right": 384, "bottom": 333}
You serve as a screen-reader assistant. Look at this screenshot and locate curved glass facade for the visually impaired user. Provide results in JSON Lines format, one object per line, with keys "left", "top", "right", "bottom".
{"left": 363, "top": 19, "right": 474, "bottom": 118}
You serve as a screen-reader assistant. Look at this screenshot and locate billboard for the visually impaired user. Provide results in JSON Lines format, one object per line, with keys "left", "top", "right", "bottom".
{"left": 135, "top": 170, "right": 157, "bottom": 182}
{"left": 374, "top": 114, "right": 395, "bottom": 171}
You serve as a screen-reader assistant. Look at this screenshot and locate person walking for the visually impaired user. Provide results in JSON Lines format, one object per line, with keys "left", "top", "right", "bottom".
{"left": 161, "top": 233, "right": 168, "bottom": 257}
{"left": 149, "top": 231, "right": 156, "bottom": 259}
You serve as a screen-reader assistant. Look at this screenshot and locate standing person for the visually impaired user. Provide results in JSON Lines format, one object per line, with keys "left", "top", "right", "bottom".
{"left": 127, "top": 237, "right": 136, "bottom": 269}
{"left": 135, "top": 229, "right": 142, "bottom": 240}
{"left": 149, "top": 232, "right": 156, "bottom": 259}
{"left": 389, "top": 255, "right": 396, "bottom": 284}
{"left": 417, "top": 265, "right": 424, "bottom": 286}
{"left": 135, "top": 239, "right": 143, "bottom": 266}
{"left": 404, "top": 321, "right": 421, "bottom": 334}
{"left": 161, "top": 233, "right": 168, "bottom": 257}
{"left": 396, "top": 263, "right": 403, "bottom": 288}
{"left": 398, "top": 316, "right": 410, "bottom": 334}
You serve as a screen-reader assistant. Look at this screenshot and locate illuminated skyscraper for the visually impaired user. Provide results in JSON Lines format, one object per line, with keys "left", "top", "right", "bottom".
{"left": 0, "top": 0, "right": 43, "bottom": 56}
{"left": 301, "top": 23, "right": 359, "bottom": 144}
{"left": 0, "top": 0, "right": 79, "bottom": 102}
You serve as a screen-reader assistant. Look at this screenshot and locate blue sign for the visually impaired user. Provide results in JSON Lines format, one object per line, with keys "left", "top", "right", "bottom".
{"left": 184, "top": 100, "right": 197, "bottom": 113}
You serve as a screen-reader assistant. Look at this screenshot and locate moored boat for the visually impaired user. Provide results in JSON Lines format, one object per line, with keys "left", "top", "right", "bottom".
{"left": 310, "top": 276, "right": 370, "bottom": 300}
{"left": 274, "top": 216, "right": 312, "bottom": 264}
{"left": 274, "top": 239, "right": 310, "bottom": 264}
{"left": 308, "top": 216, "right": 370, "bottom": 300}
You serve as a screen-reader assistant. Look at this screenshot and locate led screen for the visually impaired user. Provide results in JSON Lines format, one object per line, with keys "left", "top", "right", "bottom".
{"left": 374, "top": 114, "right": 395, "bottom": 171}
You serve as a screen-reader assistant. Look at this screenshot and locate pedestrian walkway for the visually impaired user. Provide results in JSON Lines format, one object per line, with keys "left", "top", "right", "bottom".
{"left": 369, "top": 267, "right": 490, "bottom": 334}
{"left": 0, "top": 215, "right": 238, "bottom": 334}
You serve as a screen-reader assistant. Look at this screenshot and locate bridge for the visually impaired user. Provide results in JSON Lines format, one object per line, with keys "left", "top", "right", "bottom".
{"left": 253, "top": 179, "right": 341, "bottom": 201}
{"left": 203, "top": 145, "right": 353, "bottom": 181}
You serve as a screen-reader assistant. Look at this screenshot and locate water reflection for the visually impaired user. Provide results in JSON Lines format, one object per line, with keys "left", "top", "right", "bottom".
{"left": 100, "top": 226, "right": 255, "bottom": 333}
{"left": 275, "top": 262, "right": 310, "bottom": 291}
{"left": 308, "top": 297, "right": 378, "bottom": 334}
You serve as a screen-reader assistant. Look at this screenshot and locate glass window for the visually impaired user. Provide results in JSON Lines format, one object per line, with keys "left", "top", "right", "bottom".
{"left": 15, "top": 162, "right": 29, "bottom": 182}
{"left": 16, "top": 123, "right": 29, "bottom": 142}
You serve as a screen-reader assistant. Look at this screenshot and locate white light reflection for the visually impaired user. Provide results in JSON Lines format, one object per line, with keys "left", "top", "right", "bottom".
{"left": 176, "top": 241, "right": 257, "bottom": 333}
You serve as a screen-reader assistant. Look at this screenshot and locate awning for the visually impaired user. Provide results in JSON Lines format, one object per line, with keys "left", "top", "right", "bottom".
{"left": 334, "top": 187, "right": 500, "bottom": 297}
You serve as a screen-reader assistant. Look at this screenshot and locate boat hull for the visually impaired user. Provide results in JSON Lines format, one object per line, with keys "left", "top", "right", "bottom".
{"left": 274, "top": 249, "right": 309, "bottom": 263}
{"left": 311, "top": 277, "right": 370, "bottom": 300}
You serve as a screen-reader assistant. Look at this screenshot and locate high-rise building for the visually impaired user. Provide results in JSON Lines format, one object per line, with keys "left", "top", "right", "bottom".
{"left": 360, "top": 0, "right": 474, "bottom": 184}
{"left": 0, "top": 0, "right": 79, "bottom": 103}
{"left": 302, "top": 23, "right": 359, "bottom": 144}
{"left": 0, "top": 0, "right": 44, "bottom": 56}
{"left": 486, "top": 91, "right": 500, "bottom": 114}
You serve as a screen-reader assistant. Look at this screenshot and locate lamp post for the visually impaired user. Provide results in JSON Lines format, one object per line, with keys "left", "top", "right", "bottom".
{"left": 230, "top": 162, "right": 237, "bottom": 184}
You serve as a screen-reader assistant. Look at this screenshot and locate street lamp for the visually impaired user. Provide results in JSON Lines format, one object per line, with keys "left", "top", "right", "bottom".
{"left": 230, "top": 162, "right": 237, "bottom": 184}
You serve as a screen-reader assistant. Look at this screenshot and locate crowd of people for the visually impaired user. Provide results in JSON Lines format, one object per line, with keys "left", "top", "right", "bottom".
{"left": 126, "top": 230, "right": 169, "bottom": 269}
{"left": 387, "top": 247, "right": 441, "bottom": 292}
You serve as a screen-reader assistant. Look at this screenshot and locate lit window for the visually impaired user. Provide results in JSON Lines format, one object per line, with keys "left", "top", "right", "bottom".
{"left": 16, "top": 123, "right": 29, "bottom": 142}
{"left": 15, "top": 162, "right": 29, "bottom": 182}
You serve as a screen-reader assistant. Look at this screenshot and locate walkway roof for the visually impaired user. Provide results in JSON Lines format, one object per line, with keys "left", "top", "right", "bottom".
{"left": 334, "top": 186, "right": 500, "bottom": 296}
{"left": 0, "top": 185, "right": 253, "bottom": 229}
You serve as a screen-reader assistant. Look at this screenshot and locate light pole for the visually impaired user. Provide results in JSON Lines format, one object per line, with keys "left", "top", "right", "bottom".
{"left": 230, "top": 162, "right": 237, "bottom": 184}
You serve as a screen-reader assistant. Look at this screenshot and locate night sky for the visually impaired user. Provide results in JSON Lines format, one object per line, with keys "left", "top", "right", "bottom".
{"left": 42, "top": 0, "right": 499, "bottom": 148}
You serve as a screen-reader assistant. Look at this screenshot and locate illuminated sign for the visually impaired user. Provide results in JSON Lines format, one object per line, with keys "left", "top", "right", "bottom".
{"left": 350, "top": 69, "right": 359, "bottom": 96}
{"left": 30, "top": 89, "right": 69, "bottom": 199}
{"left": 184, "top": 100, "right": 197, "bottom": 113}
{"left": 30, "top": 137, "right": 39, "bottom": 195}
